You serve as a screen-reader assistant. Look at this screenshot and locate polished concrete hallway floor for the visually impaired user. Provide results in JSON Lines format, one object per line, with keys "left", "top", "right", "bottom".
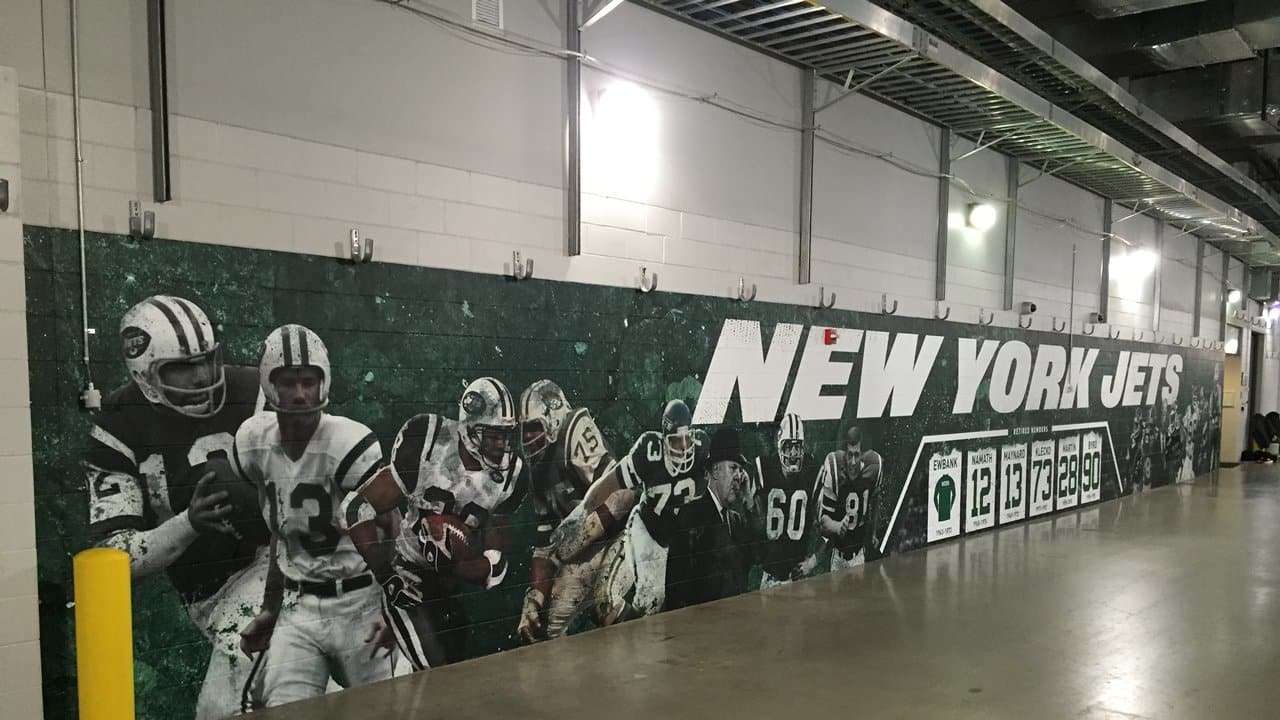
{"left": 260, "top": 465, "right": 1280, "bottom": 719}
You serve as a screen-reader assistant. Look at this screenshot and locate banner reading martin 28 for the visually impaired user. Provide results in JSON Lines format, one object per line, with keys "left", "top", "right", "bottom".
{"left": 24, "top": 229, "right": 1222, "bottom": 720}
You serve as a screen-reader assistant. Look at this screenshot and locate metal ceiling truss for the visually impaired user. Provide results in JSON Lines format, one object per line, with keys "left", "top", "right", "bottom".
{"left": 634, "top": 0, "right": 1280, "bottom": 265}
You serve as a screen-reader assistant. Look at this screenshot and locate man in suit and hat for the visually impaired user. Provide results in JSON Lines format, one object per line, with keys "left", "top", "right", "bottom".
{"left": 665, "top": 426, "right": 761, "bottom": 609}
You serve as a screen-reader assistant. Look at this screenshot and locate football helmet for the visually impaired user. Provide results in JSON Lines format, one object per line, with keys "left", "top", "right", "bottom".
{"left": 258, "top": 324, "right": 330, "bottom": 413}
{"left": 777, "top": 412, "right": 805, "bottom": 475}
{"left": 660, "top": 399, "right": 696, "bottom": 476}
{"left": 520, "top": 379, "right": 572, "bottom": 460}
{"left": 120, "top": 295, "right": 225, "bottom": 418}
{"left": 460, "top": 377, "right": 518, "bottom": 470}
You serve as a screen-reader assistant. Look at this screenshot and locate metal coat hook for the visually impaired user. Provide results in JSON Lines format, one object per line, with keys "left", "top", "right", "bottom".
{"left": 639, "top": 267, "right": 658, "bottom": 293}
{"left": 1215, "top": 341, "right": 1224, "bottom": 350}
{"left": 1052, "top": 317, "right": 1067, "bottom": 332}
{"left": 978, "top": 308, "right": 995, "bottom": 326}
{"left": 1018, "top": 314, "right": 1033, "bottom": 329}
{"left": 1109, "top": 327, "right": 1121, "bottom": 339}
{"left": 933, "top": 301, "right": 950, "bottom": 320}
{"left": 345, "top": 229, "right": 374, "bottom": 264}
{"left": 1133, "top": 328, "right": 1144, "bottom": 342}
{"left": 1190, "top": 338, "right": 1201, "bottom": 348}
{"left": 880, "top": 294, "right": 898, "bottom": 315}
{"left": 738, "top": 277, "right": 757, "bottom": 302}
{"left": 128, "top": 200, "right": 155, "bottom": 240}
{"left": 1174, "top": 335, "right": 1184, "bottom": 346}
{"left": 1083, "top": 323, "right": 1096, "bottom": 335}
{"left": 511, "top": 251, "right": 534, "bottom": 281}
{"left": 0, "top": 177, "right": 8, "bottom": 213}
{"left": 817, "top": 286, "right": 836, "bottom": 309}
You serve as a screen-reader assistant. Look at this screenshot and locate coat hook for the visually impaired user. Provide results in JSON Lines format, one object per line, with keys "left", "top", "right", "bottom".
{"left": 128, "top": 200, "right": 155, "bottom": 240}
{"left": 1190, "top": 338, "right": 1200, "bottom": 348}
{"left": 512, "top": 251, "right": 533, "bottom": 281}
{"left": 639, "top": 267, "right": 658, "bottom": 293}
{"left": 738, "top": 277, "right": 757, "bottom": 302}
{"left": 1052, "top": 317, "right": 1067, "bottom": 332}
{"left": 880, "top": 294, "right": 898, "bottom": 315}
{"left": 1018, "top": 314, "right": 1033, "bottom": 329}
{"left": 1110, "top": 327, "right": 1121, "bottom": 339}
{"left": 1083, "top": 323, "right": 1096, "bottom": 335}
{"left": 0, "top": 177, "right": 8, "bottom": 213}
{"left": 817, "top": 286, "right": 836, "bottom": 309}
{"left": 978, "top": 308, "right": 995, "bottom": 326}
{"left": 933, "top": 301, "right": 950, "bottom": 320}
{"left": 1154, "top": 333, "right": 1166, "bottom": 344}
{"left": 1174, "top": 335, "right": 1184, "bottom": 346}
{"left": 345, "top": 228, "right": 374, "bottom": 263}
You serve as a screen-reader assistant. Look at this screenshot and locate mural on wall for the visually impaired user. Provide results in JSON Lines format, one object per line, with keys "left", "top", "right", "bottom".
{"left": 24, "top": 228, "right": 1222, "bottom": 719}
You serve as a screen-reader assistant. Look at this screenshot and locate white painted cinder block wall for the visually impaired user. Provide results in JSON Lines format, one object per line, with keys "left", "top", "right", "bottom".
{"left": 1, "top": 0, "right": 1275, "bottom": 705}
{"left": 0, "top": 63, "right": 43, "bottom": 720}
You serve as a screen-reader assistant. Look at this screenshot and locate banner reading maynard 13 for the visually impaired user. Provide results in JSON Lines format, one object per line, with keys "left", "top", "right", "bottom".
{"left": 24, "top": 228, "right": 1221, "bottom": 720}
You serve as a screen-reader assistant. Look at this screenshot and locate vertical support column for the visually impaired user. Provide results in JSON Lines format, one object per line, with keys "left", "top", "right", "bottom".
{"left": 1152, "top": 221, "right": 1163, "bottom": 331}
{"left": 1003, "top": 155, "right": 1018, "bottom": 311}
{"left": 146, "top": 0, "right": 171, "bottom": 202}
{"left": 1193, "top": 238, "right": 1204, "bottom": 337}
{"left": 565, "top": 0, "right": 582, "bottom": 256}
{"left": 936, "top": 128, "right": 950, "bottom": 301}
{"left": 1099, "top": 200, "right": 1112, "bottom": 321}
{"left": 1221, "top": 251, "right": 1230, "bottom": 342}
{"left": 799, "top": 69, "right": 815, "bottom": 285}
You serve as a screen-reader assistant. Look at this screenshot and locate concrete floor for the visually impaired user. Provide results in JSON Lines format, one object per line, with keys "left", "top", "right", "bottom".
{"left": 259, "top": 465, "right": 1280, "bottom": 719}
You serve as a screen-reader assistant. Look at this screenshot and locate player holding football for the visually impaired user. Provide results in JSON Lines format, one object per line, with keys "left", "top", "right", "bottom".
{"left": 515, "top": 380, "right": 613, "bottom": 644}
{"left": 341, "top": 377, "right": 528, "bottom": 669}
{"left": 234, "top": 325, "right": 393, "bottom": 707}
{"left": 817, "top": 426, "right": 885, "bottom": 570}
{"left": 754, "top": 413, "right": 822, "bottom": 587}
{"left": 83, "top": 295, "right": 270, "bottom": 719}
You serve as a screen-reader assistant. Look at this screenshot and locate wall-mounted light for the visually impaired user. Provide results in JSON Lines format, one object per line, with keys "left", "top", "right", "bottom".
{"left": 966, "top": 203, "right": 997, "bottom": 231}
{"left": 1228, "top": 288, "right": 1242, "bottom": 304}
{"left": 585, "top": 81, "right": 659, "bottom": 201}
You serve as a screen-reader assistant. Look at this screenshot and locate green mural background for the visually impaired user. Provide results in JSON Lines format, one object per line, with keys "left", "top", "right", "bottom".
{"left": 24, "top": 227, "right": 1222, "bottom": 719}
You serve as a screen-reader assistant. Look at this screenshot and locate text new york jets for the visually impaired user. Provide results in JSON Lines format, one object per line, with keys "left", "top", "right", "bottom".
{"left": 693, "top": 320, "right": 1182, "bottom": 424}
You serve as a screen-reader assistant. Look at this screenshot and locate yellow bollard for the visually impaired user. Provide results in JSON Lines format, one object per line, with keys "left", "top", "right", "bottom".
{"left": 74, "top": 547, "right": 134, "bottom": 720}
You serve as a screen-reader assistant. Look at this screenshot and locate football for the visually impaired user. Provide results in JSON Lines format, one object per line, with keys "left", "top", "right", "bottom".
{"left": 423, "top": 514, "right": 488, "bottom": 584}
{"left": 201, "top": 453, "right": 267, "bottom": 544}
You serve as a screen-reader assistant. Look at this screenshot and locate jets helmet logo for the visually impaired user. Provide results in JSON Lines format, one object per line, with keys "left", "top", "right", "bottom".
{"left": 121, "top": 326, "right": 152, "bottom": 359}
{"left": 461, "top": 390, "right": 487, "bottom": 415}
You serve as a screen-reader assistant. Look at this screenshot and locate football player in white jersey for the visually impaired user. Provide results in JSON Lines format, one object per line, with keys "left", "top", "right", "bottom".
{"left": 83, "top": 295, "right": 270, "bottom": 719}
{"left": 234, "top": 325, "right": 394, "bottom": 707}
{"left": 516, "top": 380, "right": 613, "bottom": 644}
{"left": 341, "top": 377, "right": 528, "bottom": 670}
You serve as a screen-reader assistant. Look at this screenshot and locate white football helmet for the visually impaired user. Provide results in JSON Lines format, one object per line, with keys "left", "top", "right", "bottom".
{"left": 258, "top": 324, "right": 330, "bottom": 413}
{"left": 120, "top": 295, "right": 225, "bottom": 418}
{"left": 520, "top": 379, "right": 573, "bottom": 460}
{"left": 460, "top": 377, "right": 518, "bottom": 470}
{"left": 778, "top": 412, "right": 805, "bottom": 475}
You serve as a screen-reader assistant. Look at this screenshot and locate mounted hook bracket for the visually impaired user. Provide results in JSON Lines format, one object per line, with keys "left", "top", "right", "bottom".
{"left": 0, "top": 177, "right": 8, "bottom": 212}
{"left": 817, "top": 286, "right": 836, "bottom": 309}
{"left": 1133, "top": 328, "right": 1144, "bottom": 342}
{"left": 1083, "top": 323, "right": 1096, "bottom": 335}
{"left": 933, "top": 301, "right": 950, "bottom": 320}
{"left": 1190, "top": 338, "right": 1201, "bottom": 348}
{"left": 1018, "top": 314, "right": 1033, "bottom": 329}
{"left": 511, "top": 251, "right": 534, "bottom": 281}
{"left": 345, "top": 228, "right": 374, "bottom": 264}
{"left": 1174, "top": 335, "right": 1184, "bottom": 346}
{"left": 1052, "top": 317, "right": 1067, "bottom": 333}
{"left": 638, "top": 267, "right": 657, "bottom": 293}
{"left": 978, "top": 308, "right": 995, "bottom": 326}
{"left": 880, "top": 294, "right": 898, "bottom": 315}
{"left": 1109, "top": 327, "right": 1121, "bottom": 339}
{"left": 128, "top": 200, "right": 155, "bottom": 240}
{"left": 738, "top": 277, "right": 757, "bottom": 302}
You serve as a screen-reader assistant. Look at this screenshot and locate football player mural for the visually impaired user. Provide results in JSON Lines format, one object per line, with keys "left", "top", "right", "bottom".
{"left": 83, "top": 296, "right": 270, "bottom": 720}
{"left": 234, "top": 325, "right": 394, "bottom": 708}
{"left": 517, "top": 380, "right": 613, "bottom": 644}
{"left": 27, "top": 230, "right": 1222, "bottom": 720}
{"left": 342, "top": 377, "right": 526, "bottom": 670}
